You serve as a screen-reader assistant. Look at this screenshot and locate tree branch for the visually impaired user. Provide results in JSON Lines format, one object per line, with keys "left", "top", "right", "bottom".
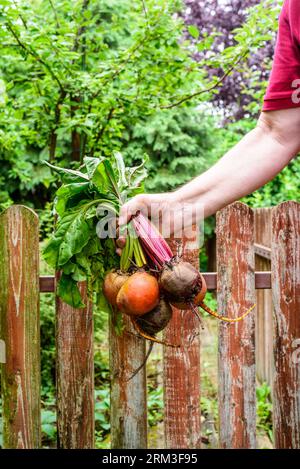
{"left": 49, "top": 90, "right": 67, "bottom": 161}
{"left": 141, "top": 0, "right": 148, "bottom": 21}
{"left": 13, "top": 1, "right": 28, "bottom": 29}
{"left": 89, "top": 21, "right": 164, "bottom": 106}
{"left": 91, "top": 107, "right": 115, "bottom": 156}
{"left": 48, "top": 0, "right": 60, "bottom": 29}
{"left": 72, "top": 0, "right": 90, "bottom": 53}
{"left": 160, "top": 51, "right": 249, "bottom": 109}
{"left": 5, "top": 21, "right": 65, "bottom": 93}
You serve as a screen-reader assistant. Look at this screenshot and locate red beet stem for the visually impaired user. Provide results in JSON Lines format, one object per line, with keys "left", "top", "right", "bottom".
{"left": 132, "top": 213, "right": 173, "bottom": 268}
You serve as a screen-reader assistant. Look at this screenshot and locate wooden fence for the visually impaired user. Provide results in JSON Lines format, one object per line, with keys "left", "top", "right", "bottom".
{"left": 0, "top": 201, "right": 299, "bottom": 449}
{"left": 254, "top": 208, "right": 273, "bottom": 387}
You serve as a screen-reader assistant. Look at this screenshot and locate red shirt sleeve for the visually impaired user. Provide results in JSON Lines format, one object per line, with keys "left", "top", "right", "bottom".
{"left": 263, "top": 0, "right": 300, "bottom": 111}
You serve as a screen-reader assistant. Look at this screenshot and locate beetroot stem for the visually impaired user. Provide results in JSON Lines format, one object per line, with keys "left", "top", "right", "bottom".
{"left": 132, "top": 213, "right": 173, "bottom": 269}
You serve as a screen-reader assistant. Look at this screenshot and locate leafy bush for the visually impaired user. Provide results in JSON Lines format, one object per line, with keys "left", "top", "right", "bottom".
{"left": 184, "top": 0, "right": 281, "bottom": 118}
{"left": 208, "top": 118, "right": 299, "bottom": 207}
{"left": 148, "top": 386, "right": 164, "bottom": 427}
{"left": 123, "top": 108, "right": 220, "bottom": 192}
{"left": 256, "top": 383, "right": 273, "bottom": 442}
{"left": 0, "top": 0, "right": 281, "bottom": 210}
{"left": 41, "top": 407, "right": 57, "bottom": 448}
{"left": 0, "top": 0, "right": 206, "bottom": 208}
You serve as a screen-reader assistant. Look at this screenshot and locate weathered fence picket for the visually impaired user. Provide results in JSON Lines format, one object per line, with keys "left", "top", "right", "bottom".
{"left": 163, "top": 229, "right": 201, "bottom": 449}
{"left": 272, "top": 201, "right": 300, "bottom": 449}
{"left": 0, "top": 201, "right": 299, "bottom": 449}
{"left": 254, "top": 208, "right": 273, "bottom": 386}
{"left": 0, "top": 206, "right": 41, "bottom": 448}
{"left": 217, "top": 203, "right": 256, "bottom": 449}
{"left": 110, "top": 314, "right": 147, "bottom": 449}
{"left": 56, "top": 278, "right": 94, "bottom": 449}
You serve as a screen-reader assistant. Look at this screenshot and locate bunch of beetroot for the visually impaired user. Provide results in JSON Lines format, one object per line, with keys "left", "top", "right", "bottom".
{"left": 103, "top": 269, "right": 174, "bottom": 342}
{"left": 103, "top": 212, "right": 255, "bottom": 346}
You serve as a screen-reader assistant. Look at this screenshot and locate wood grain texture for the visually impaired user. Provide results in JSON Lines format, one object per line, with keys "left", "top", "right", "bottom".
{"left": 56, "top": 278, "right": 94, "bottom": 448}
{"left": 110, "top": 312, "right": 147, "bottom": 449}
{"left": 217, "top": 203, "right": 256, "bottom": 449}
{"left": 272, "top": 201, "right": 300, "bottom": 449}
{"left": 163, "top": 227, "right": 201, "bottom": 449}
{"left": 0, "top": 205, "right": 41, "bottom": 448}
{"left": 254, "top": 208, "right": 273, "bottom": 386}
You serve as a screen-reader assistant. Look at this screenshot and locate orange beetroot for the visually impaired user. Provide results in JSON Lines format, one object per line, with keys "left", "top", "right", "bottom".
{"left": 116, "top": 271, "right": 159, "bottom": 316}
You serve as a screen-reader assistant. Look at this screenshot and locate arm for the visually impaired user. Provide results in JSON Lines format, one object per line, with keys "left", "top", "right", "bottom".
{"left": 118, "top": 108, "right": 300, "bottom": 238}
{"left": 173, "top": 108, "right": 300, "bottom": 217}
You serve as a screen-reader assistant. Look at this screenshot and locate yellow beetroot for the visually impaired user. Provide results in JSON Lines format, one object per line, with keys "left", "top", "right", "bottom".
{"left": 103, "top": 271, "right": 130, "bottom": 307}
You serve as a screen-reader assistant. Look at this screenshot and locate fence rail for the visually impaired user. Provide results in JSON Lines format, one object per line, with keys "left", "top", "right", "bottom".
{"left": 39, "top": 272, "right": 272, "bottom": 292}
{"left": 254, "top": 243, "right": 272, "bottom": 260}
{"left": 0, "top": 201, "right": 299, "bottom": 449}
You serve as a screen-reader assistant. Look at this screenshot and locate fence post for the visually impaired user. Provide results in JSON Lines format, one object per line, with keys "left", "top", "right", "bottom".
{"left": 163, "top": 227, "right": 201, "bottom": 448}
{"left": 110, "top": 313, "right": 147, "bottom": 448}
{"left": 0, "top": 205, "right": 41, "bottom": 448}
{"left": 217, "top": 202, "right": 256, "bottom": 449}
{"left": 272, "top": 201, "right": 300, "bottom": 449}
{"left": 254, "top": 208, "right": 273, "bottom": 385}
{"left": 56, "top": 278, "right": 94, "bottom": 448}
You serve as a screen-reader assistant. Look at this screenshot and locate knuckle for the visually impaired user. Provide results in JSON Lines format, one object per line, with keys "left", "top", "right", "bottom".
{"left": 134, "top": 194, "right": 145, "bottom": 204}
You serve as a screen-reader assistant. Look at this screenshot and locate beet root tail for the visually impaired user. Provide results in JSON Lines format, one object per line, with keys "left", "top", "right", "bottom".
{"left": 199, "top": 302, "right": 256, "bottom": 323}
{"left": 131, "top": 317, "right": 180, "bottom": 348}
{"left": 127, "top": 342, "right": 154, "bottom": 381}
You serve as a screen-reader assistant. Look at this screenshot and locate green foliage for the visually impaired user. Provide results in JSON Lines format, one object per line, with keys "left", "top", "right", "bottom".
{"left": 0, "top": 0, "right": 281, "bottom": 212}
{"left": 200, "top": 395, "right": 218, "bottom": 422}
{"left": 256, "top": 383, "right": 273, "bottom": 442}
{"left": 243, "top": 157, "right": 300, "bottom": 207}
{"left": 95, "top": 388, "right": 110, "bottom": 433}
{"left": 42, "top": 407, "right": 57, "bottom": 446}
{"left": 148, "top": 386, "right": 164, "bottom": 427}
{"left": 239, "top": 1, "right": 283, "bottom": 117}
{"left": 0, "top": 0, "right": 207, "bottom": 208}
{"left": 40, "top": 294, "right": 56, "bottom": 398}
{"left": 43, "top": 153, "right": 146, "bottom": 307}
{"left": 123, "top": 108, "right": 220, "bottom": 192}
{"left": 206, "top": 118, "right": 299, "bottom": 208}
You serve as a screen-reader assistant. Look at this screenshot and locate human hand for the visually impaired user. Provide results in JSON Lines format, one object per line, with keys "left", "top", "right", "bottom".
{"left": 116, "top": 192, "right": 199, "bottom": 255}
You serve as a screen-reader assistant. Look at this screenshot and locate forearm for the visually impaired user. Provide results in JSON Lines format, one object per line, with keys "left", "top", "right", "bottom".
{"left": 174, "top": 117, "right": 299, "bottom": 217}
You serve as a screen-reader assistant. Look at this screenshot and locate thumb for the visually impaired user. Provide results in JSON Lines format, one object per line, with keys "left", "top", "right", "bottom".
{"left": 118, "top": 195, "right": 148, "bottom": 227}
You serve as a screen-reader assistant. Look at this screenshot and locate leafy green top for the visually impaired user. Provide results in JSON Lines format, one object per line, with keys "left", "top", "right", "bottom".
{"left": 43, "top": 153, "right": 147, "bottom": 308}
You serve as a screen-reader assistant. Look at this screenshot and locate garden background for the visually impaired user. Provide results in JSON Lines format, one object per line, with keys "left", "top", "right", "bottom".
{"left": 0, "top": 0, "right": 298, "bottom": 448}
